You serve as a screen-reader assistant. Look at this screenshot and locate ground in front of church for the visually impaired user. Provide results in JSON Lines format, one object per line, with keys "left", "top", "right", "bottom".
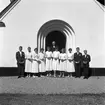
{"left": 0, "top": 76, "right": 104, "bottom": 105}
{"left": 0, "top": 93, "right": 104, "bottom": 105}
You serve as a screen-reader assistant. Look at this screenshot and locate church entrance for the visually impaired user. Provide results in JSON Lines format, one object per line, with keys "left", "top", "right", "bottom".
{"left": 37, "top": 19, "right": 75, "bottom": 53}
{"left": 45, "top": 31, "right": 66, "bottom": 51}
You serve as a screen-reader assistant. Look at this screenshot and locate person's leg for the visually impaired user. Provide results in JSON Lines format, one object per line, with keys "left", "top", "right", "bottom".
{"left": 26, "top": 72, "right": 29, "bottom": 77}
{"left": 20, "top": 65, "right": 24, "bottom": 77}
{"left": 83, "top": 66, "right": 86, "bottom": 79}
{"left": 18, "top": 64, "right": 25, "bottom": 78}
{"left": 52, "top": 59, "right": 54, "bottom": 77}
{"left": 75, "top": 63, "right": 78, "bottom": 77}
{"left": 38, "top": 72, "right": 41, "bottom": 77}
{"left": 49, "top": 59, "right": 52, "bottom": 77}
{"left": 46, "top": 70, "right": 49, "bottom": 76}
{"left": 74, "top": 63, "right": 77, "bottom": 77}
{"left": 28, "top": 73, "right": 31, "bottom": 77}
{"left": 85, "top": 67, "right": 89, "bottom": 78}
{"left": 70, "top": 72, "right": 72, "bottom": 77}
{"left": 62, "top": 71, "right": 64, "bottom": 77}
{"left": 54, "top": 70, "right": 56, "bottom": 77}
{"left": 61, "top": 71, "right": 63, "bottom": 77}
{"left": 46, "top": 59, "right": 49, "bottom": 76}
{"left": 83, "top": 64, "right": 88, "bottom": 79}
{"left": 79, "top": 64, "right": 81, "bottom": 77}
{"left": 57, "top": 70, "right": 60, "bottom": 77}
{"left": 59, "top": 71, "right": 61, "bottom": 77}
{"left": 71, "top": 72, "right": 75, "bottom": 77}
{"left": 69, "top": 72, "right": 73, "bottom": 77}
{"left": 27, "top": 72, "right": 29, "bottom": 77}
{"left": 77, "top": 63, "right": 81, "bottom": 78}
{"left": 18, "top": 64, "right": 21, "bottom": 78}
{"left": 68, "top": 72, "right": 70, "bottom": 77}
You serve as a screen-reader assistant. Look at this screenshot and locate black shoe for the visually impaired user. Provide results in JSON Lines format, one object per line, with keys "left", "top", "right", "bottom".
{"left": 23, "top": 76, "right": 26, "bottom": 78}
{"left": 18, "top": 76, "right": 21, "bottom": 78}
{"left": 83, "top": 77, "right": 88, "bottom": 79}
{"left": 85, "top": 77, "right": 89, "bottom": 79}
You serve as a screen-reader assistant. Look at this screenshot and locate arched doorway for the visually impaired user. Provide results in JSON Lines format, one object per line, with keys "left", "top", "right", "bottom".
{"left": 45, "top": 30, "right": 66, "bottom": 51}
{"left": 37, "top": 19, "right": 75, "bottom": 53}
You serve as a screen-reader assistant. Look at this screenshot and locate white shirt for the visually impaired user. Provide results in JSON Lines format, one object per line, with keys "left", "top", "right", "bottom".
{"left": 67, "top": 52, "right": 74, "bottom": 60}
{"left": 19, "top": 51, "right": 22, "bottom": 56}
{"left": 25, "top": 51, "right": 32, "bottom": 59}
{"left": 32, "top": 52, "right": 39, "bottom": 61}
{"left": 59, "top": 53, "right": 67, "bottom": 60}
{"left": 52, "top": 51, "right": 60, "bottom": 59}
{"left": 39, "top": 52, "right": 45, "bottom": 60}
{"left": 45, "top": 51, "right": 52, "bottom": 58}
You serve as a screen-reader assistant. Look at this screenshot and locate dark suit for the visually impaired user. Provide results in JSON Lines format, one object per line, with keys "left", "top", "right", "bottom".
{"left": 16, "top": 51, "right": 25, "bottom": 77}
{"left": 82, "top": 54, "right": 91, "bottom": 78}
{"left": 74, "top": 52, "right": 82, "bottom": 77}
{"left": 51, "top": 46, "right": 56, "bottom": 52}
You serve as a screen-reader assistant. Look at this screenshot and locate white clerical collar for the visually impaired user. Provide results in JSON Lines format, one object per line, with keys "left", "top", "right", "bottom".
{"left": 77, "top": 52, "right": 79, "bottom": 54}
{"left": 19, "top": 51, "right": 22, "bottom": 53}
{"left": 85, "top": 54, "right": 87, "bottom": 57}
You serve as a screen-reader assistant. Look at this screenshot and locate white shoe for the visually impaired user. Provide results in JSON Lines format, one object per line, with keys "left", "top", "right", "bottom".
{"left": 33, "top": 76, "right": 35, "bottom": 78}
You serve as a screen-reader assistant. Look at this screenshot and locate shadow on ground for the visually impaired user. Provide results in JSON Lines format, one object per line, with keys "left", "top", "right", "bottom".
{"left": 0, "top": 93, "right": 104, "bottom": 105}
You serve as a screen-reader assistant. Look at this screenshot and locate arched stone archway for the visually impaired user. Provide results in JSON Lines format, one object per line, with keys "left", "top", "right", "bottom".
{"left": 37, "top": 19, "right": 75, "bottom": 53}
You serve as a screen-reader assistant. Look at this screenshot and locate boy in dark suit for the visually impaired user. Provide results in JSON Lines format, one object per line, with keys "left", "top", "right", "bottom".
{"left": 16, "top": 46, "right": 25, "bottom": 78}
{"left": 74, "top": 47, "right": 82, "bottom": 78}
{"left": 82, "top": 50, "right": 91, "bottom": 79}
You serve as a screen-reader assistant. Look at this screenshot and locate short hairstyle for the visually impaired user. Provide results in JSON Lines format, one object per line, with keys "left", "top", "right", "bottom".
{"left": 61, "top": 48, "right": 65, "bottom": 51}
{"left": 28, "top": 46, "right": 31, "bottom": 49}
{"left": 40, "top": 48, "right": 44, "bottom": 51}
{"left": 76, "top": 47, "right": 80, "bottom": 49}
{"left": 34, "top": 48, "right": 38, "bottom": 51}
{"left": 19, "top": 46, "right": 22, "bottom": 48}
{"left": 84, "top": 50, "right": 87, "bottom": 52}
{"left": 68, "top": 48, "right": 72, "bottom": 51}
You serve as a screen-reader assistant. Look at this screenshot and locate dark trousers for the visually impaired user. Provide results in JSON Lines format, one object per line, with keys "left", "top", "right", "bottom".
{"left": 18, "top": 63, "right": 25, "bottom": 77}
{"left": 83, "top": 64, "right": 89, "bottom": 78}
{"left": 75, "top": 63, "right": 81, "bottom": 77}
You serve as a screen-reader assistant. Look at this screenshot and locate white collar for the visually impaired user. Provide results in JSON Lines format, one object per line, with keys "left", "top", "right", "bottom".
{"left": 77, "top": 52, "right": 79, "bottom": 54}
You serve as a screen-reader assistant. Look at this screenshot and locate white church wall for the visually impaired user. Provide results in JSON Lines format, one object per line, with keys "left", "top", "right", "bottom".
{"left": 0, "top": 0, "right": 10, "bottom": 12}
{"left": 1, "top": 0, "right": 104, "bottom": 67}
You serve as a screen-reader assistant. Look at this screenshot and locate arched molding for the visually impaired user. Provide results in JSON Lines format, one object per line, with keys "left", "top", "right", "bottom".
{"left": 37, "top": 19, "right": 75, "bottom": 53}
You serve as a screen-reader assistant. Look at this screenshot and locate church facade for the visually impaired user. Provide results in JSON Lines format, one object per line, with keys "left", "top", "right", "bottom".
{"left": 0, "top": 0, "right": 104, "bottom": 68}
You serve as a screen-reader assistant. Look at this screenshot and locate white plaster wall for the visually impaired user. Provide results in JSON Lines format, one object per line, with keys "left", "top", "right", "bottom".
{"left": 0, "top": 0, "right": 10, "bottom": 11}
{"left": 0, "top": 0, "right": 104, "bottom": 67}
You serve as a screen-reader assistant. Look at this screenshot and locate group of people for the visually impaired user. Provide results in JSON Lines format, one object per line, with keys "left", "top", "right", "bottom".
{"left": 16, "top": 41, "right": 91, "bottom": 79}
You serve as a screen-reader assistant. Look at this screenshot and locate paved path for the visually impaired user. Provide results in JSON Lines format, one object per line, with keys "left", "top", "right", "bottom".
{"left": 0, "top": 76, "right": 104, "bottom": 94}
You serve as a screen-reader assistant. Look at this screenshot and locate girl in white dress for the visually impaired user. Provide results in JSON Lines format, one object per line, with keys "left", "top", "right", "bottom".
{"left": 67, "top": 48, "right": 75, "bottom": 77}
{"left": 38, "top": 48, "right": 45, "bottom": 76}
{"left": 59, "top": 48, "right": 67, "bottom": 77}
{"left": 25, "top": 47, "right": 32, "bottom": 77}
{"left": 52, "top": 47, "right": 60, "bottom": 77}
{"left": 45, "top": 47, "right": 52, "bottom": 76}
{"left": 32, "top": 48, "right": 39, "bottom": 77}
